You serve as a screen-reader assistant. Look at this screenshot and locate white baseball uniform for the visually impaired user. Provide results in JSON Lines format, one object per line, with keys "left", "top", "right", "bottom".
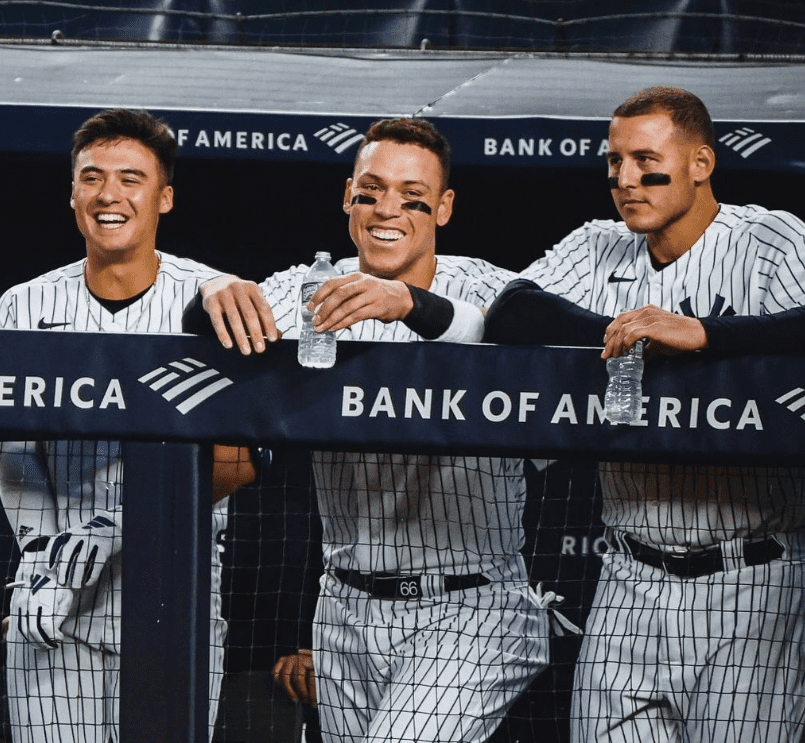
{"left": 522, "top": 204, "right": 805, "bottom": 743}
{"left": 258, "top": 255, "right": 551, "bottom": 743}
{"left": 0, "top": 252, "right": 228, "bottom": 743}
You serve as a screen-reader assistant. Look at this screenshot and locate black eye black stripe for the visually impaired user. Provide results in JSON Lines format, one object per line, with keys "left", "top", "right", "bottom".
{"left": 608, "top": 173, "right": 672, "bottom": 189}
{"left": 350, "top": 194, "right": 432, "bottom": 214}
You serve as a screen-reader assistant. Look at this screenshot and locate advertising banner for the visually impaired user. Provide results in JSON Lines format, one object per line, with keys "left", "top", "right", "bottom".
{"left": 0, "top": 329, "right": 802, "bottom": 464}
{"left": 2, "top": 104, "right": 801, "bottom": 172}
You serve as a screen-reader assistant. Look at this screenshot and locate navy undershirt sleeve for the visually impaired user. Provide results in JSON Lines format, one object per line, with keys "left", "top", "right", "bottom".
{"left": 483, "top": 279, "right": 611, "bottom": 346}
{"left": 701, "top": 306, "right": 805, "bottom": 354}
{"left": 485, "top": 279, "right": 805, "bottom": 354}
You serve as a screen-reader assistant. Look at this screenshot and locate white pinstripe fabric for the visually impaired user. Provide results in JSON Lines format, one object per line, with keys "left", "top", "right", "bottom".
{"left": 522, "top": 205, "right": 805, "bottom": 742}
{"left": 260, "top": 255, "right": 549, "bottom": 743}
{"left": 522, "top": 205, "right": 805, "bottom": 547}
{"left": 316, "top": 572, "right": 549, "bottom": 743}
{"left": 521, "top": 204, "right": 805, "bottom": 319}
{"left": 0, "top": 252, "right": 228, "bottom": 743}
{"left": 572, "top": 544, "right": 805, "bottom": 743}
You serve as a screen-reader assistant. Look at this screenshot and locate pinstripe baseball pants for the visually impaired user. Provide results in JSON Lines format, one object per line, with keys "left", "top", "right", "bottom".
{"left": 314, "top": 572, "right": 549, "bottom": 743}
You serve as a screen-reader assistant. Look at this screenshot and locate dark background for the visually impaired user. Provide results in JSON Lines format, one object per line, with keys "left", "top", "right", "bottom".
{"left": 3, "top": 151, "right": 804, "bottom": 292}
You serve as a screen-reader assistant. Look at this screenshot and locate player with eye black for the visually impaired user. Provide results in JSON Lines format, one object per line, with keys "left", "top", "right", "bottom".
{"left": 183, "top": 118, "right": 556, "bottom": 743}
{"left": 485, "top": 86, "right": 805, "bottom": 743}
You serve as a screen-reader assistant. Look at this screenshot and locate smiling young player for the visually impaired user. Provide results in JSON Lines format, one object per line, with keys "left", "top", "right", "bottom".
{"left": 486, "top": 86, "right": 805, "bottom": 743}
{"left": 186, "top": 118, "right": 551, "bottom": 743}
{"left": 0, "top": 108, "right": 254, "bottom": 743}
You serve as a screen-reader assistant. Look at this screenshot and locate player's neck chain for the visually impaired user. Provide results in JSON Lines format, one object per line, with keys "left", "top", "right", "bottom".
{"left": 82, "top": 256, "right": 161, "bottom": 331}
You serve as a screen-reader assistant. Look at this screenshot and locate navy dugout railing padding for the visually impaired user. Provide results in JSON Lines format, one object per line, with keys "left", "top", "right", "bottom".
{"left": 120, "top": 443, "right": 212, "bottom": 743}
{"left": 1, "top": 329, "right": 803, "bottom": 742}
{"left": 0, "top": 329, "right": 802, "bottom": 463}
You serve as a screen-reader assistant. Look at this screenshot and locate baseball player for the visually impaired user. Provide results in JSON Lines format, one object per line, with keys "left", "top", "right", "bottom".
{"left": 0, "top": 108, "right": 254, "bottom": 743}
{"left": 187, "top": 118, "right": 553, "bottom": 743}
{"left": 486, "top": 86, "right": 805, "bottom": 742}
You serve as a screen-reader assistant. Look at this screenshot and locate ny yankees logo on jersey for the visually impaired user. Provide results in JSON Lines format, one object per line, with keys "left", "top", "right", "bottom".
{"left": 679, "top": 294, "right": 737, "bottom": 318}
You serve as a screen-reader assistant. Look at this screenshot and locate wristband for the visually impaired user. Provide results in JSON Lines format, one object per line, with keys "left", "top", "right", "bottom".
{"left": 403, "top": 284, "right": 454, "bottom": 340}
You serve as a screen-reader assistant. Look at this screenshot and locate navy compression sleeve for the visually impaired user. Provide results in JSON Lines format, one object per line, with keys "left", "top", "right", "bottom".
{"left": 483, "top": 279, "right": 611, "bottom": 346}
{"left": 701, "top": 306, "right": 805, "bottom": 354}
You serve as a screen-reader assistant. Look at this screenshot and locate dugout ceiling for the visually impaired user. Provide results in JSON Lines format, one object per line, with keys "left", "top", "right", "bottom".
{"left": 1, "top": 44, "right": 805, "bottom": 171}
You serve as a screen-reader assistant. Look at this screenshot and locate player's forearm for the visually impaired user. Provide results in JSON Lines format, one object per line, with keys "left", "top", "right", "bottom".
{"left": 701, "top": 306, "right": 805, "bottom": 353}
{"left": 483, "top": 279, "right": 612, "bottom": 346}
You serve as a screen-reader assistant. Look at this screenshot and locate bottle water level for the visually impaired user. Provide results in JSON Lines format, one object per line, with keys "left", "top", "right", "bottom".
{"left": 298, "top": 319, "right": 336, "bottom": 368}
{"left": 604, "top": 362, "right": 642, "bottom": 423}
{"left": 297, "top": 251, "right": 338, "bottom": 369}
{"left": 604, "top": 341, "right": 644, "bottom": 424}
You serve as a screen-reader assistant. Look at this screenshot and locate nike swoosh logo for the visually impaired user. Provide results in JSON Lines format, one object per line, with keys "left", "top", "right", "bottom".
{"left": 608, "top": 272, "right": 637, "bottom": 283}
{"left": 37, "top": 319, "right": 70, "bottom": 329}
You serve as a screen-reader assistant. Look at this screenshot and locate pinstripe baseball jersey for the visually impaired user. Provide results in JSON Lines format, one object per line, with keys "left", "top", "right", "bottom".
{"left": 521, "top": 204, "right": 805, "bottom": 549}
{"left": 0, "top": 251, "right": 227, "bottom": 742}
{"left": 521, "top": 204, "right": 805, "bottom": 318}
{"left": 258, "top": 255, "right": 528, "bottom": 578}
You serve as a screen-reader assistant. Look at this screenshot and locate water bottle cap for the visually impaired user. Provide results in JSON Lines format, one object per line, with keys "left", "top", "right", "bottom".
{"left": 314, "top": 251, "right": 332, "bottom": 262}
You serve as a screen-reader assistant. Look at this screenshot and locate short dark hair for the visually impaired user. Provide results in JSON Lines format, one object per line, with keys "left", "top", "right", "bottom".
{"left": 355, "top": 118, "right": 451, "bottom": 191}
{"left": 71, "top": 108, "right": 177, "bottom": 184}
{"left": 613, "top": 86, "right": 716, "bottom": 151}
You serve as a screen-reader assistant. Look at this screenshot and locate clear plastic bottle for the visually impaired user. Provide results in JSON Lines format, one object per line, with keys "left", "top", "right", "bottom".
{"left": 297, "top": 251, "right": 337, "bottom": 369}
{"left": 604, "top": 339, "right": 645, "bottom": 424}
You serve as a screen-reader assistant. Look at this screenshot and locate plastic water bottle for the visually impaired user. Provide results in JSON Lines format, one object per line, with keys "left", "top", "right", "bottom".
{"left": 297, "top": 251, "right": 337, "bottom": 369}
{"left": 604, "top": 339, "right": 645, "bottom": 424}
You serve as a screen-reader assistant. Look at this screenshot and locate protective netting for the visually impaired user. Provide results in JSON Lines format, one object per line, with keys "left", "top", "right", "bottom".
{"left": 0, "top": 422, "right": 802, "bottom": 743}
{"left": 2, "top": 1, "right": 805, "bottom": 56}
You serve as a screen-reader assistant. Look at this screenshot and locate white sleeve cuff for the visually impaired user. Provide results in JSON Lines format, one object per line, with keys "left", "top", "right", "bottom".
{"left": 435, "top": 298, "right": 485, "bottom": 343}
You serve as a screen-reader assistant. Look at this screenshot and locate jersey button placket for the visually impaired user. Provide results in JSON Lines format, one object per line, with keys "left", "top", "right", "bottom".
{"left": 647, "top": 273, "right": 663, "bottom": 306}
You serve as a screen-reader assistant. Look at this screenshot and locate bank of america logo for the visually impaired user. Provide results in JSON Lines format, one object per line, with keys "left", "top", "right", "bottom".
{"left": 776, "top": 387, "right": 805, "bottom": 420}
{"left": 313, "top": 123, "right": 364, "bottom": 153}
{"left": 138, "top": 358, "right": 233, "bottom": 415}
{"left": 719, "top": 127, "right": 771, "bottom": 159}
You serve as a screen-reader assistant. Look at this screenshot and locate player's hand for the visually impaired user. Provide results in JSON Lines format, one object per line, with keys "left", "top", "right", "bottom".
{"left": 273, "top": 648, "right": 317, "bottom": 707}
{"left": 10, "top": 547, "right": 74, "bottom": 650}
{"left": 310, "top": 273, "right": 414, "bottom": 332}
{"left": 212, "top": 445, "right": 257, "bottom": 503}
{"left": 47, "top": 511, "right": 123, "bottom": 589}
{"left": 603, "top": 305, "right": 708, "bottom": 359}
{"left": 200, "top": 275, "right": 280, "bottom": 355}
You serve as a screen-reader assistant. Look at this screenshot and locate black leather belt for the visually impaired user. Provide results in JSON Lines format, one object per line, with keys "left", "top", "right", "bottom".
{"left": 622, "top": 534, "right": 784, "bottom": 579}
{"left": 333, "top": 568, "right": 490, "bottom": 599}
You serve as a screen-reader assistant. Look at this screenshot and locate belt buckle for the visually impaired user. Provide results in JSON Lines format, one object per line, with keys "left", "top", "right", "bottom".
{"left": 660, "top": 551, "right": 690, "bottom": 575}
